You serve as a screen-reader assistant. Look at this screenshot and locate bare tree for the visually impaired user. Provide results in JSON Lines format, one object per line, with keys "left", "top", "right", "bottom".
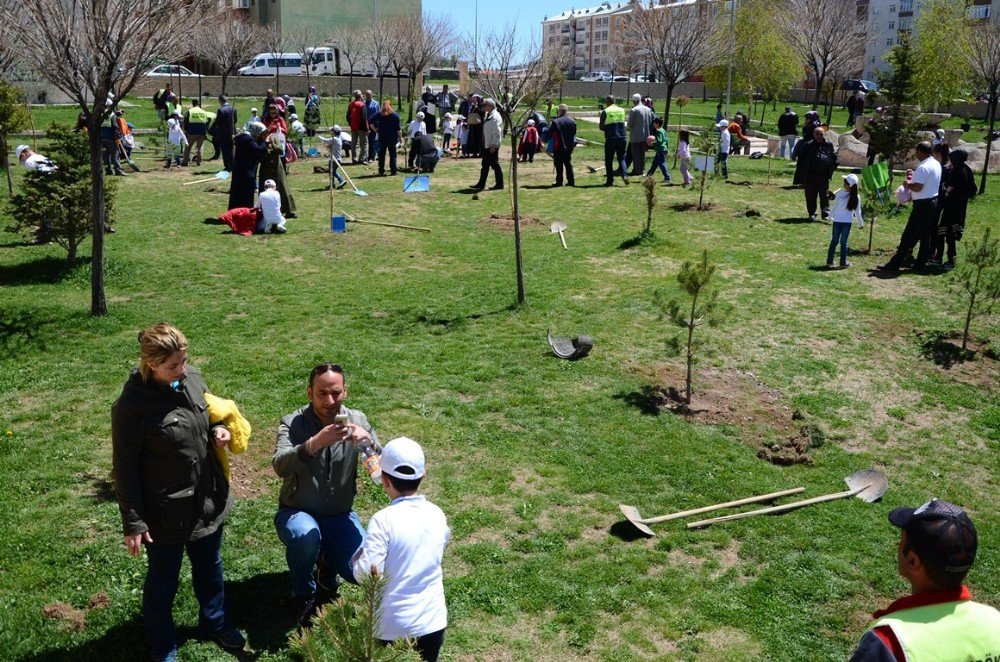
{"left": 2, "top": 0, "right": 211, "bottom": 316}
{"left": 399, "top": 11, "right": 458, "bottom": 121}
{"left": 779, "top": 0, "right": 867, "bottom": 107}
{"left": 625, "top": 1, "right": 714, "bottom": 129}
{"left": 287, "top": 24, "right": 320, "bottom": 96}
{"left": 604, "top": 37, "right": 641, "bottom": 97}
{"left": 0, "top": 19, "right": 18, "bottom": 77}
{"left": 332, "top": 25, "right": 366, "bottom": 91}
{"left": 193, "top": 12, "right": 265, "bottom": 96}
{"left": 362, "top": 16, "right": 397, "bottom": 100}
{"left": 968, "top": 21, "right": 1000, "bottom": 194}
{"left": 261, "top": 22, "right": 289, "bottom": 95}
{"left": 474, "top": 24, "right": 565, "bottom": 304}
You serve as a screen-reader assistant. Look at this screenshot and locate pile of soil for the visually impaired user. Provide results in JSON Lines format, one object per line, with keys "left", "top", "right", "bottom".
{"left": 42, "top": 592, "right": 113, "bottom": 632}
{"left": 629, "top": 363, "right": 821, "bottom": 465}
{"left": 670, "top": 202, "right": 717, "bottom": 212}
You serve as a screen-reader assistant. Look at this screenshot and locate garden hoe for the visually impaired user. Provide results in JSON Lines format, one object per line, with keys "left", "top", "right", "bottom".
{"left": 686, "top": 469, "right": 888, "bottom": 530}
{"left": 619, "top": 487, "right": 806, "bottom": 537}
{"left": 550, "top": 221, "right": 568, "bottom": 249}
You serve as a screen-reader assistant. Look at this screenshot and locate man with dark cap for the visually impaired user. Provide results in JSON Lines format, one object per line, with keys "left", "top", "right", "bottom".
{"left": 849, "top": 499, "right": 1000, "bottom": 661}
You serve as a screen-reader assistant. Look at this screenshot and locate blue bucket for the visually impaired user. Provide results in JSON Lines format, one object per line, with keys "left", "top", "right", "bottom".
{"left": 331, "top": 215, "right": 346, "bottom": 233}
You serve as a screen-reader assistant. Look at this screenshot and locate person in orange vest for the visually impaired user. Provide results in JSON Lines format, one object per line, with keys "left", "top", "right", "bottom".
{"left": 849, "top": 499, "right": 1000, "bottom": 661}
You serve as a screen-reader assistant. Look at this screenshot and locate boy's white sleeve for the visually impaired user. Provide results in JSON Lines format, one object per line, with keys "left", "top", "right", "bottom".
{"left": 352, "top": 513, "right": 389, "bottom": 581}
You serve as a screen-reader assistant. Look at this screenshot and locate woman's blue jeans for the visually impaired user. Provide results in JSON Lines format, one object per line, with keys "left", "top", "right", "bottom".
{"left": 143, "top": 526, "right": 230, "bottom": 659}
{"left": 828, "top": 222, "right": 852, "bottom": 266}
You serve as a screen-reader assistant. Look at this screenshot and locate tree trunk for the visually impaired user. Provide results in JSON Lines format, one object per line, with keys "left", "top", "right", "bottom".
{"left": 403, "top": 73, "right": 410, "bottom": 122}
{"left": 759, "top": 100, "right": 767, "bottom": 128}
{"left": 685, "top": 293, "right": 698, "bottom": 405}
{"left": 979, "top": 97, "right": 996, "bottom": 195}
{"left": 276, "top": 68, "right": 281, "bottom": 97}
{"left": 812, "top": 71, "right": 824, "bottom": 108}
{"left": 2, "top": 135, "right": 12, "bottom": 195}
{"left": 88, "top": 116, "right": 107, "bottom": 316}
{"left": 378, "top": 74, "right": 384, "bottom": 100}
{"left": 962, "top": 284, "right": 977, "bottom": 351}
{"left": 510, "top": 132, "right": 525, "bottom": 304}
{"left": 221, "top": 72, "right": 229, "bottom": 96}
{"left": 662, "top": 83, "right": 675, "bottom": 132}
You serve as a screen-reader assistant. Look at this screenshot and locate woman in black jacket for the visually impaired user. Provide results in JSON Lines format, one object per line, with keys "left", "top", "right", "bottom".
{"left": 112, "top": 324, "right": 244, "bottom": 661}
{"left": 934, "top": 148, "right": 977, "bottom": 268}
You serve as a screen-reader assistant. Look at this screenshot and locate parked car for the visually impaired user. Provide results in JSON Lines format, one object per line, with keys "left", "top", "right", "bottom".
{"left": 145, "top": 64, "right": 201, "bottom": 78}
{"left": 612, "top": 75, "right": 630, "bottom": 82}
{"left": 238, "top": 52, "right": 304, "bottom": 77}
{"left": 580, "top": 71, "right": 612, "bottom": 82}
{"left": 629, "top": 74, "right": 649, "bottom": 83}
{"left": 841, "top": 79, "right": 879, "bottom": 94}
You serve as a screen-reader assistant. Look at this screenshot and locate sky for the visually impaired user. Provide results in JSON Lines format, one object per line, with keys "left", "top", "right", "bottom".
{"left": 423, "top": 0, "right": 581, "bottom": 56}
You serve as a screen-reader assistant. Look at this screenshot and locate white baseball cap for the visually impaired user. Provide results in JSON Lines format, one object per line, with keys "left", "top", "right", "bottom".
{"left": 332, "top": 124, "right": 342, "bottom": 133}
{"left": 264, "top": 179, "right": 276, "bottom": 189}
{"left": 718, "top": 119, "right": 729, "bottom": 128}
{"left": 380, "top": 436, "right": 425, "bottom": 479}
{"left": 290, "top": 113, "right": 298, "bottom": 120}
{"left": 15, "top": 144, "right": 30, "bottom": 159}
{"left": 417, "top": 111, "right": 425, "bottom": 119}
{"left": 632, "top": 93, "right": 641, "bottom": 101}
{"left": 843, "top": 173, "right": 859, "bottom": 186}
{"left": 527, "top": 119, "right": 535, "bottom": 126}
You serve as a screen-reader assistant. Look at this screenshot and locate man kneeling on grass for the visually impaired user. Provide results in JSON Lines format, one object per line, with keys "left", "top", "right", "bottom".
{"left": 272, "top": 363, "right": 380, "bottom": 627}
{"left": 849, "top": 499, "right": 1000, "bottom": 661}
{"left": 352, "top": 437, "right": 451, "bottom": 662}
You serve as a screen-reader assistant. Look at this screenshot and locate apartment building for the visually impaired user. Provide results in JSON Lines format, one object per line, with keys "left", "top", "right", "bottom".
{"left": 862, "top": 0, "right": 996, "bottom": 81}
{"left": 235, "top": 0, "right": 419, "bottom": 33}
{"left": 541, "top": 2, "right": 635, "bottom": 78}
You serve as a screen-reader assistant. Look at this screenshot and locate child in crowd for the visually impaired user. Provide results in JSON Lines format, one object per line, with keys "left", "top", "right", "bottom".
{"left": 717, "top": 119, "right": 730, "bottom": 180}
{"left": 352, "top": 437, "right": 450, "bottom": 662}
{"left": 458, "top": 119, "right": 469, "bottom": 157}
{"left": 318, "top": 125, "right": 347, "bottom": 190}
{"left": 255, "top": 179, "right": 288, "bottom": 234}
{"left": 164, "top": 109, "right": 187, "bottom": 169}
{"left": 407, "top": 112, "right": 427, "bottom": 169}
{"left": 676, "top": 130, "right": 692, "bottom": 187}
{"left": 289, "top": 113, "right": 307, "bottom": 155}
{"left": 518, "top": 119, "right": 541, "bottom": 163}
{"left": 646, "top": 117, "right": 671, "bottom": 183}
{"left": 826, "top": 173, "right": 863, "bottom": 269}
{"left": 243, "top": 108, "right": 261, "bottom": 132}
{"left": 441, "top": 113, "right": 456, "bottom": 156}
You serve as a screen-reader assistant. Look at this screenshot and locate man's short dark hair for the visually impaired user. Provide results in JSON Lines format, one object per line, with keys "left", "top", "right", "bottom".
{"left": 605, "top": 95, "right": 614, "bottom": 105}
{"left": 219, "top": 95, "right": 227, "bottom": 104}
{"left": 386, "top": 473, "right": 422, "bottom": 493}
{"left": 916, "top": 141, "right": 933, "bottom": 155}
{"left": 309, "top": 362, "right": 345, "bottom": 386}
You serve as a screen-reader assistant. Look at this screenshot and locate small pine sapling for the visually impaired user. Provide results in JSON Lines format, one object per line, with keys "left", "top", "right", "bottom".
{"left": 954, "top": 227, "right": 1000, "bottom": 352}
{"left": 290, "top": 565, "right": 421, "bottom": 662}
{"left": 642, "top": 175, "right": 657, "bottom": 235}
{"left": 654, "top": 249, "right": 725, "bottom": 405}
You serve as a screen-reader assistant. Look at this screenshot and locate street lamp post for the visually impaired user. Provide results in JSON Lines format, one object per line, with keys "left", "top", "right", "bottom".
{"left": 724, "top": 0, "right": 736, "bottom": 117}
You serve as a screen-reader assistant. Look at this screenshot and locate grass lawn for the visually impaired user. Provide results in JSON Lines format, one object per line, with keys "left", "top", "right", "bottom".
{"left": 1, "top": 107, "right": 999, "bottom": 661}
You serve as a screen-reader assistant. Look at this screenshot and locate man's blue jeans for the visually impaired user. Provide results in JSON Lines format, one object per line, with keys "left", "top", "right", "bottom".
{"left": 780, "top": 135, "right": 797, "bottom": 159}
{"left": 828, "top": 222, "right": 852, "bottom": 266}
{"left": 275, "top": 508, "right": 366, "bottom": 597}
{"left": 143, "top": 526, "right": 230, "bottom": 659}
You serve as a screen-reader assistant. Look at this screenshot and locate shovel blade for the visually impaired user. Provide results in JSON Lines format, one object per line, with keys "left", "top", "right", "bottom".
{"left": 550, "top": 222, "right": 567, "bottom": 233}
{"left": 403, "top": 175, "right": 430, "bottom": 192}
{"left": 845, "top": 469, "right": 888, "bottom": 503}
{"left": 619, "top": 504, "right": 655, "bottom": 537}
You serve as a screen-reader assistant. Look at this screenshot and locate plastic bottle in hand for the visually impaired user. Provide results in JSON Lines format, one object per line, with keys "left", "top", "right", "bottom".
{"left": 359, "top": 439, "right": 381, "bottom": 483}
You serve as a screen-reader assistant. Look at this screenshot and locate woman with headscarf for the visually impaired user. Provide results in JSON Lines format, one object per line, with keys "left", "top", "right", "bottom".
{"left": 258, "top": 134, "right": 297, "bottom": 218}
{"left": 933, "top": 148, "right": 976, "bottom": 269}
{"left": 466, "top": 95, "right": 484, "bottom": 158}
{"left": 228, "top": 122, "right": 269, "bottom": 210}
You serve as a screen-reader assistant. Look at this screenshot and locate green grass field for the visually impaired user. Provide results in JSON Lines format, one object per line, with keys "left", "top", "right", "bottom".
{"left": 1, "top": 102, "right": 998, "bottom": 661}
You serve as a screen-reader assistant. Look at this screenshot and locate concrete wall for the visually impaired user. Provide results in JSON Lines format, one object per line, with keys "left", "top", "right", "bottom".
{"left": 557, "top": 80, "right": 717, "bottom": 102}
{"left": 128, "top": 75, "right": 411, "bottom": 101}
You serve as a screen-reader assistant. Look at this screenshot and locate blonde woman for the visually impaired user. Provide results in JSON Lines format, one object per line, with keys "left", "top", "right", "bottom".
{"left": 111, "top": 323, "right": 243, "bottom": 661}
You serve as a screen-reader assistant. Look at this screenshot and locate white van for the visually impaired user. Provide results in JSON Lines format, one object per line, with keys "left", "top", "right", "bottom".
{"left": 237, "top": 52, "right": 303, "bottom": 77}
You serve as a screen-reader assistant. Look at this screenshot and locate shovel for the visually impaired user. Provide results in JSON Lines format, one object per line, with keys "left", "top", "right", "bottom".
{"left": 404, "top": 163, "right": 430, "bottom": 193}
{"left": 332, "top": 157, "right": 368, "bottom": 197}
{"left": 330, "top": 176, "right": 345, "bottom": 233}
{"left": 550, "top": 221, "right": 568, "bottom": 249}
{"left": 183, "top": 170, "right": 231, "bottom": 186}
{"left": 586, "top": 164, "right": 605, "bottom": 173}
{"left": 686, "top": 469, "right": 888, "bottom": 530}
{"left": 619, "top": 487, "right": 806, "bottom": 537}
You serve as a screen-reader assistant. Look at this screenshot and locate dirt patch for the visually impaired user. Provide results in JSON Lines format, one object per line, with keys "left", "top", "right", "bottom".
{"left": 670, "top": 202, "right": 717, "bottom": 212}
{"left": 486, "top": 213, "right": 547, "bottom": 229}
{"left": 228, "top": 455, "right": 275, "bottom": 499}
{"left": 41, "top": 602, "right": 86, "bottom": 632}
{"left": 627, "top": 363, "right": 820, "bottom": 464}
{"left": 87, "top": 591, "right": 111, "bottom": 610}
{"left": 918, "top": 330, "right": 999, "bottom": 383}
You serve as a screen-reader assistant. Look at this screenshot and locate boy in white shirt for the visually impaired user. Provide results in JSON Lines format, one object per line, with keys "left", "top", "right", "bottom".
{"left": 441, "top": 113, "right": 456, "bottom": 156}
{"left": 352, "top": 437, "right": 450, "bottom": 662}
{"left": 165, "top": 109, "right": 188, "bottom": 169}
{"left": 407, "top": 112, "right": 427, "bottom": 169}
{"left": 289, "top": 113, "right": 307, "bottom": 155}
{"left": 255, "top": 179, "right": 287, "bottom": 234}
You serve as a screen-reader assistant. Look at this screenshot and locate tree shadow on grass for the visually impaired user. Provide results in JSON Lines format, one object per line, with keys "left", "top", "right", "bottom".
{"left": 403, "top": 303, "right": 521, "bottom": 332}
{"left": 521, "top": 184, "right": 556, "bottom": 190}
{"left": 0, "top": 255, "right": 86, "bottom": 286}
{"left": 618, "top": 230, "right": 655, "bottom": 250}
{"left": 773, "top": 216, "right": 817, "bottom": 224}
{"left": 0, "top": 307, "right": 53, "bottom": 354}
{"left": 613, "top": 385, "right": 666, "bottom": 417}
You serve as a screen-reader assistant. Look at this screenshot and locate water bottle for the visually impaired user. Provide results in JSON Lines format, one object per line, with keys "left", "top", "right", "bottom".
{"left": 358, "top": 439, "right": 381, "bottom": 483}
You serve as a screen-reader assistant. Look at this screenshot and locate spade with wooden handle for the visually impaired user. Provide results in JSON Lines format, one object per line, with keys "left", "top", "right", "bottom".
{"left": 619, "top": 487, "right": 805, "bottom": 537}
{"left": 550, "top": 221, "right": 568, "bottom": 249}
{"left": 686, "top": 469, "right": 888, "bottom": 530}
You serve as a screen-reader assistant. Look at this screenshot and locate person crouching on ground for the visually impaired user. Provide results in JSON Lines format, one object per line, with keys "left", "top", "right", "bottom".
{"left": 826, "top": 174, "right": 863, "bottom": 269}
{"left": 849, "top": 499, "right": 1000, "bottom": 661}
{"left": 352, "top": 437, "right": 451, "bottom": 662}
{"left": 255, "top": 179, "right": 287, "bottom": 234}
{"left": 319, "top": 125, "right": 347, "bottom": 189}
